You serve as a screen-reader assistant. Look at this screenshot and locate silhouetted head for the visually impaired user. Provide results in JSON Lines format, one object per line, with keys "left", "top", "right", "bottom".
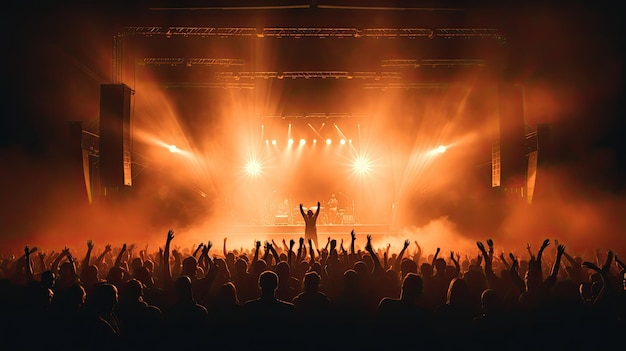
{"left": 400, "top": 258, "right": 417, "bottom": 278}
{"left": 303, "top": 271, "right": 320, "bottom": 293}
{"left": 447, "top": 278, "right": 470, "bottom": 306}
{"left": 481, "top": 289, "right": 500, "bottom": 315}
{"left": 134, "top": 266, "right": 153, "bottom": 287}
{"left": 182, "top": 256, "right": 198, "bottom": 278}
{"left": 175, "top": 275, "right": 194, "bottom": 302}
{"left": 121, "top": 278, "right": 143, "bottom": 303}
{"left": 276, "top": 261, "right": 290, "bottom": 279}
{"left": 235, "top": 258, "right": 248, "bottom": 274}
{"left": 218, "top": 282, "right": 239, "bottom": 305}
{"left": 40, "top": 270, "right": 56, "bottom": 290}
{"left": 106, "top": 266, "right": 125, "bottom": 289}
{"left": 420, "top": 263, "right": 433, "bottom": 277}
{"left": 307, "top": 209, "right": 313, "bottom": 216}
{"left": 82, "top": 265, "right": 99, "bottom": 286}
{"left": 401, "top": 273, "right": 423, "bottom": 300}
{"left": 88, "top": 283, "right": 117, "bottom": 315}
{"left": 259, "top": 270, "right": 279, "bottom": 292}
{"left": 253, "top": 259, "right": 268, "bottom": 274}
{"left": 354, "top": 261, "right": 368, "bottom": 276}
{"left": 130, "top": 257, "right": 143, "bottom": 273}
{"left": 434, "top": 258, "right": 446, "bottom": 274}
{"left": 343, "top": 269, "right": 359, "bottom": 291}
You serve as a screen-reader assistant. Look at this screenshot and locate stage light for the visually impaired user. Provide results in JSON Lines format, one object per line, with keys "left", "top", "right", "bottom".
{"left": 271, "top": 139, "right": 277, "bottom": 145}
{"left": 168, "top": 145, "right": 178, "bottom": 153}
{"left": 326, "top": 138, "right": 332, "bottom": 145}
{"left": 352, "top": 155, "right": 371, "bottom": 175}
{"left": 265, "top": 139, "right": 269, "bottom": 144}
{"left": 244, "top": 159, "right": 262, "bottom": 177}
{"left": 299, "top": 138, "right": 306, "bottom": 146}
{"left": 288, "top": 138, "right": 294, "bottom": 145}
{"left": 313, "top": 139, "right": 317, "bottom": 144}
{"left": 340, "top": 139, "right": 346, "bottom": 145}
{"left": 437, "top": 145, "right": 447, "bottom": 154}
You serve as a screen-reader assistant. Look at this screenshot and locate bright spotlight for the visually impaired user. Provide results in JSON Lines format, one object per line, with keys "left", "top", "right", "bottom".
{"left": 340, "top": 139, "right": 346, "bottom": 145}
{"left": 352, "top": 155, "right": 371, "bottom": 175}
{"left": 313, "top": 139, "right": 317, "bottom": 144}
{"left": 271, "top": 139, "right": 277, "bottom": 145}
{"left": 326, "top": 138, "right": 332, "bottom": 145}
{"left": 299, "top": 138, "right": 306, "bottom": 146}
{"left": 244, "top": 159, "right": 262, "bottom": 177}
{"left": 436, "top": 145, "right": 447, "bottom": 154}
{"left": 288, "top": 138, "right": 294, "bottom": 145}
{"left": 168, "top": 145, "right": 178, "bottom": 153}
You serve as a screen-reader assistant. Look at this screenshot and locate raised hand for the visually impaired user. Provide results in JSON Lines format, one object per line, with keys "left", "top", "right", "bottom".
{"left": 557, "top": 244, "right": 566, "bottom": 255}
{"left": 403, "top": 240, "right": 410, "bottom": 250}
{"left": 207, "top": 241, "right": 213, "bottom": 251}
{"left": 255, "top": 241, "right": 261, "bottom": 250}
{"left": 477, "top": 241, "right": 485, "bottom": 252}
{"left": 105, "top": 244, "right": 112, "bottom": 253}
{"left": 167, "top": 230, "right": 175, "bottom": 242}
{"left": 87, "top": 240, "right": 94, "bottom": 250}
{"left": 330, "top": 239, "right": 337, "bottom": 251}
{"left": 351, "top": 230, "right": 356, "bottom": 242}
{"left": 299, "top": 237, "right": 304, "bottom": 247}
{"left": 541, "top": 239, "right": 550, "bottom": 248}
{"left": 487, "top": 239, "right": 493, "bottom": 248}
{"left": 289, "top": 239, "right": 295, "bottom": 249}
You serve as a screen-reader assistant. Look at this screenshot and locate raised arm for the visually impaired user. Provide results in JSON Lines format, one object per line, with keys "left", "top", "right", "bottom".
{"left": 250, "top": 240, "right": 261, "bottom": 271}
{"left": 223, "top": 237, "right": 228, "bottom": 257}
{"left": 162, "top": 230, "right": 175, "bottom": 288}
{"left": 546, "top": 244, "right": 565, "bottom": 284}
{"left": 365, "top": 235, "right": 384, "bottom": 275}
{"left": 450, "top": 251, "right": 460, "bottom": 278}
{"left": 498, "top": 252, "right": 511, "bottom": 270}
{"left": 414, "top": 241, "right": 422, "bottom": 266}
{"left": 508, "top": 253, "right": 526, "bottom": 294}
{"left": 24, "top": 246, "right": 35, "bottom": 284}
{"left": 431, "top": 247, "right": 440, "bottom": 267}
{"left": 114, "top": 244, "right": 127, "bottom": 268}
{"left": 313, "top": 202, "right": 321, "bottom": 219}
{"left": 393, "top": 240, "right": 410, "bottom": 272}
{"left": 93, "top": 244, "right": 112, "bottom": 270}
{"left": 299, "top": 204, "right": 306, "bottom": 218}
{"left": 82, "top": 240, "right": 94, "bottom": 269}
{"left": 50, "top": 249, "right": 68, "bottom": 274}
{"left": 288, "top": 239, "right": 295, "bottom": 268}
{"left": 296, "top": 237, "right": 304, "bottom": 265}
{"left": 308, "top": 239, "right": 316, "bottom": 263}
{"left": 537, "top": 239, "right": 550, "bottom": 264}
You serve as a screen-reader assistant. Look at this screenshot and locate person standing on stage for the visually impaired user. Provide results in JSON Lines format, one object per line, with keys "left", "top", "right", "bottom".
{"left": 327, "top": 193, "right": 339, "bottom": 224}
{"left": 300, "top": 202, "right": 320, "bottom": 250}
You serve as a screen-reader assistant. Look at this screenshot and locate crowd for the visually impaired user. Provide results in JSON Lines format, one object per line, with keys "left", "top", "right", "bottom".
{"left": 1, "top": 228, "right": 624, "bottom": 350}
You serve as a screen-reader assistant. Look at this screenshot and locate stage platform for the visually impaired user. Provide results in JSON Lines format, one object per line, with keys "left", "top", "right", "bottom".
{"left": 225, "top": 223, "right": 397, "bottom": 243}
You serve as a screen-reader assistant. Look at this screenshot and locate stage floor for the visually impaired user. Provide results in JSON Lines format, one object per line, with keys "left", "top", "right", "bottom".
{"left": 225, "top": 223, "right": 396, "bottom": 241}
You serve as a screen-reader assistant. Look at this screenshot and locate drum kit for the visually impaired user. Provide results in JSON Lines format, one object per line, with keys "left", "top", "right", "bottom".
{"left": 295, "top": 205, "right": 346, "bottom": 225}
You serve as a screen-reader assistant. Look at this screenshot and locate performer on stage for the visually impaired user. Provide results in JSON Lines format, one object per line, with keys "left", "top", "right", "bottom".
{"left": 300, "top": 202, "right": 320, "bottom": 250}
{"left": 327, "top": 193, "right": 339, "bottom": 224}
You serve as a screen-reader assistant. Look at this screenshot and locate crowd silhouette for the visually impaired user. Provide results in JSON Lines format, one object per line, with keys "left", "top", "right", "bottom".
{"left": 1, "top": 222, "right": 624, "bottom": 350}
